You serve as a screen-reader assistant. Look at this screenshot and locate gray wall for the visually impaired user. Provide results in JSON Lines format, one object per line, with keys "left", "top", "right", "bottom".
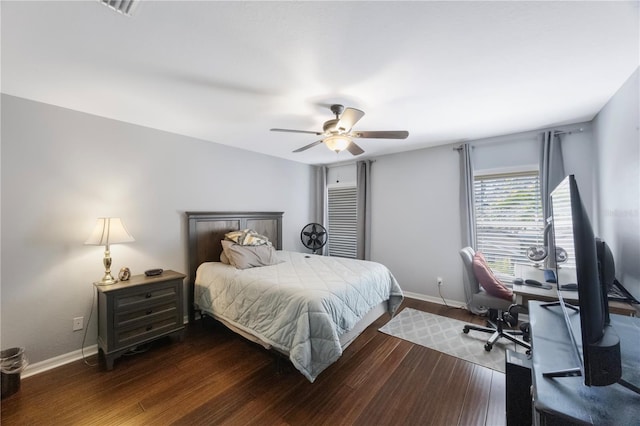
{"left": 0, "top": 95, "right": 314, "bottom": 365}
{"left": 593, "top": 67, "right": 640, "bottom": 299}
{"left": 368, "top": 124, "right": 594, "bottom": 303}
{"left": 370, "top": 144, "right": 464, "bottom": 300}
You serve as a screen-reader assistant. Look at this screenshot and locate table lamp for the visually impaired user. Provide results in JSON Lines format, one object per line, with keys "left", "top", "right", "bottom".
{"left": 85, "top": 217, "right": 135, "bottom": 285}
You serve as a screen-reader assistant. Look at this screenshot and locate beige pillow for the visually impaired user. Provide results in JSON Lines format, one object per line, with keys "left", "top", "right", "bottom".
{"left": 220, "top": 249, "right": 230, "bottom": 265}
{"left": 221, "top": 240, "right": 281, "bottom": 270}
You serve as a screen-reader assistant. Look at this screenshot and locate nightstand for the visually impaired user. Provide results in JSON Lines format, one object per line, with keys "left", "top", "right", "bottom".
{"left": 95, "top": 270, "right": 186, "bottom": 370}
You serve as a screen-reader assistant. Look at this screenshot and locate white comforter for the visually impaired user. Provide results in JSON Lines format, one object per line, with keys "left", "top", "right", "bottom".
{"left": 194, "top": 250, "right": 403, "bottom": 382}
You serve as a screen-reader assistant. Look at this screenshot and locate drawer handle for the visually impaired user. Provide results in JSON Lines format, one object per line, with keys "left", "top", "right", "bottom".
{"left": 145, "top": 293, "right": 152, "bottom": 299}
{"left": 146, "top": 325, "right": 153, "bottom": 331}
{"left": 146, "top": 310, "right": 153, "bottom": 315}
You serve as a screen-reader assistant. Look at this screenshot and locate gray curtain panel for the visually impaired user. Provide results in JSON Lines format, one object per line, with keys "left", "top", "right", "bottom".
{"left": 540, "top": 131, "right": 565, "bottom": 219}
{"left": 356, "top": 160, "right": 372, "bottom": 260}
{"left": 458, "top": 144, "right": 483, "bottom": 313}
{"left": 540, "top": 131, "right": 565, "bottom": 268}
{"left": 459, "top": 144, "right": 476, "bottom": 249}
{"left": 315, "top": 165, "right": 328, "bottom": 255}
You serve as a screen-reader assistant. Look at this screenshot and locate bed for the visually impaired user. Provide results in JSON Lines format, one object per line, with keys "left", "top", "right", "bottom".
{"left": 186, "top": 211, "right": 403, "bottom": 382}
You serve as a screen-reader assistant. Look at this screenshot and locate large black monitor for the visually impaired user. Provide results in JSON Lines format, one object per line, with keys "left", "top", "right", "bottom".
{"left": 548, "top": 175, "right": 625, "bottom": 388}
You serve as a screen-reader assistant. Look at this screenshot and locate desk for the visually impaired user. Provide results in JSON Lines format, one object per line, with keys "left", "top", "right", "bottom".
{"left": 513, "top": 264, "right": 638, "bottom": 317}
{"left": 514, "top": 263, "right": 577, "bottom": 286}
{"left": 529, "top": 301, "right": 640, "bottom": 425}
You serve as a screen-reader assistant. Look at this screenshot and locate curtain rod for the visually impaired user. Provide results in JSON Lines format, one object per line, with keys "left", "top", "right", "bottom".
{"left": 452, "top": 126, "right": 586, "bottom": 151}
{"left": 553, "top": 127, "right": 585, "bottom": 136}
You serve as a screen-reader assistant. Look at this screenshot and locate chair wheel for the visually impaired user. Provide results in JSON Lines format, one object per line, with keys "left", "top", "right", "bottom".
{"left": 484, "top": 343, "right": 493, "bottom": 351}
{"left": 463, "top": 328, "right": 469, "bottom": 334}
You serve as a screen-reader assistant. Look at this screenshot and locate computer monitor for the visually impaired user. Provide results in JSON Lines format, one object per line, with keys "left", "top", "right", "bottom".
{"left": 549, "top": 175, "right": 622, "bottom": 387}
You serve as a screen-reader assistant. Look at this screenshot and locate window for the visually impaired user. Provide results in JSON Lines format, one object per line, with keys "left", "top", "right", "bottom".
{"left": 327, "top": 184, "right": 357, "bottom": 258}
{"left": 474, "top": 171, "right": 544, "bottom": 279}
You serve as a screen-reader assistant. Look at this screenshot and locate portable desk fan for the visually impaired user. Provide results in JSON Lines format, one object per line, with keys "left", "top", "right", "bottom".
{"left": 300, "top": 223, "right": 327, "bottom": 254}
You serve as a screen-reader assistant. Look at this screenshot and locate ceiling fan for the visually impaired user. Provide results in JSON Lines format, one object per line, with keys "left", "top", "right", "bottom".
{"left": 270, "top": 104, "right": 409, "bottom": 156}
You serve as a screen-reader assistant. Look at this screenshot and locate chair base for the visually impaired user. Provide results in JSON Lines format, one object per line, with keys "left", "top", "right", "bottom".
{"left": 463, "top": 318, "right": 531, "bottom": 353}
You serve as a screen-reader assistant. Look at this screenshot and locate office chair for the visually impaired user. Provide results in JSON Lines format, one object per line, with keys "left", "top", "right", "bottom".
{"left": 460, "top": 247, "right": 531, "bottom": 352}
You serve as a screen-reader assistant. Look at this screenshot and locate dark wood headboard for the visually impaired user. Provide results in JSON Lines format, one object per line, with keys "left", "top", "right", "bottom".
{"left": 185, "top": 211, "right": 283, "bottom": 320}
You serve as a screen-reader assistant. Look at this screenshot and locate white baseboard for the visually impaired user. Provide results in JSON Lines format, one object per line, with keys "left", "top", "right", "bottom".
{"left": 23, "top": 316, "right": 192, "bottom": 378}
{"left": 403, "top": 291, "right": 467, "bottom": 309}
{"left": 22, "top": 345, "right": 98, "bottom": 379}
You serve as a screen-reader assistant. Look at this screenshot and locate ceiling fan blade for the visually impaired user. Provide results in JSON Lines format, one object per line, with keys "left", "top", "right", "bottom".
{"left": 346, "top": 141, "right": 365, "bottom": 156}
{"left": 293, "top": 140, "right": 324, "bottom": 153}
{"left": 351, "top": 130, "right": 409, "bottom": 139}
{"left": 271, "top": 128, "right": 323, "bottom": 135}
{"left": 336, "top": 108, "right": 365, "bottom": 132}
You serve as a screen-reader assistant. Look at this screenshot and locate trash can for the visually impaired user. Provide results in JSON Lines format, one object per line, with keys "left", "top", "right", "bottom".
{"left": 1, "top": 347, "right": 28, "bottom": 398}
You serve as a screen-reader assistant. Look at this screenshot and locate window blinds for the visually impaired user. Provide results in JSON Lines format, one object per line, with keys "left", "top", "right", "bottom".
{"left": 474, "top": 172, "right": 544, "bottom": 278}
{"left": 327, "top": 185, "right": 357, "bottom": 258}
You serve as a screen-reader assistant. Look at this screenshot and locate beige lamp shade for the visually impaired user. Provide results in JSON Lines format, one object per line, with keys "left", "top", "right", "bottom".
{"left": 85, "top": 218, "right": 135, "bottom": 246}
{"left": 86, "top": 217, "right": 134, "bottom": 285}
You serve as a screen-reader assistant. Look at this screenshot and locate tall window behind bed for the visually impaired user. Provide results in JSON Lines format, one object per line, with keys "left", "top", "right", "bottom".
{"left": 474, "top": 171, "right": 544, "bottom": 280}
{"left": 327, "top": 184, "right": 358, "bottom": 258}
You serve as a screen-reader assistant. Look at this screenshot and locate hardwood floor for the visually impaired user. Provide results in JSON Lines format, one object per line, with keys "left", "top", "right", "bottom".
{"left": 1, "top": 298, "right": 506, "bottom": 425}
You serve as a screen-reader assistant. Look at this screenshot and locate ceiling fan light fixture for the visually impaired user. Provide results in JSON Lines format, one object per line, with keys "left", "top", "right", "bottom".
{"left": 99, "top": 0, "right": 139, "bottom": 16}
{"left": 325, "top": 135, "right": 351, "bottom": 153}
{"left": 271, "top": 104, "right": 408, "bottom": 156}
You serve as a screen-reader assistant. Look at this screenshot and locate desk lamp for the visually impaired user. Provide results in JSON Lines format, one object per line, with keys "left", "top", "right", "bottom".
{"left": 85, "top": 217, "right": 134, "bottom": 285}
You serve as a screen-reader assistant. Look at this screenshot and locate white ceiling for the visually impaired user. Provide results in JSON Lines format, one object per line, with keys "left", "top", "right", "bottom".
{"left": 2, "top": 1, "right": 638, "bottom": 165}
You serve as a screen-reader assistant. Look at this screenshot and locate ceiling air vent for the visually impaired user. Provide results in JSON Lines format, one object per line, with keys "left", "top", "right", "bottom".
{"left": 99, "top": 0, "right": 139, "bottom": 16}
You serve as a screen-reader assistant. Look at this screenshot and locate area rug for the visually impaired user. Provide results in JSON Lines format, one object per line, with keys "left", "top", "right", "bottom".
{"left": 379, "top": 308, "right": 526, "bottom": 373}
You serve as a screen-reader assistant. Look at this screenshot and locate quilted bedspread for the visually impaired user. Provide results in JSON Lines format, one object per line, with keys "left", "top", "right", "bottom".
{"left": 194, "top": 250, "right": 403, "bottom": 382}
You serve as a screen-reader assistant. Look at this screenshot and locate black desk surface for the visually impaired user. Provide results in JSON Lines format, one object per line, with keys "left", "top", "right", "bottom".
{"left": 529, "top": 301, "right": 640, "bottom": 425}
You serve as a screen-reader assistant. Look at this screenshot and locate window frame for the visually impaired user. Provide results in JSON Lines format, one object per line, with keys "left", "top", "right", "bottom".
{"left": 473, "top": 169, "right": 545, "bottom": 280}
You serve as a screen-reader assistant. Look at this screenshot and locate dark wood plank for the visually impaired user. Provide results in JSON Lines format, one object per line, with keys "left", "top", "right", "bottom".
{"left": 1, "top": 298, "right": 505, "bottom": 426}
{"left": 413, "top": 357, "right": 477, "bottom": 425}
{"left": 352, "top": 345, "right": 443, "bottom": 425}
{"left": 458, "top": 364, "right": 494, "bottom": 425}
{"left": 486, "top": 370, "right": 508, "bottom": 426}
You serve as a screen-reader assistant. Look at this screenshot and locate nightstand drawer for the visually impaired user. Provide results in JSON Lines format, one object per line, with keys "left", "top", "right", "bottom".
{"left": 116, "top": 302, "right": 178, "bottom": 328}
{"left": 114, "top": 284, "right": 177, "bottom": 311}
{"left": 114, "top": 317, "right": 180, "bottom": 348}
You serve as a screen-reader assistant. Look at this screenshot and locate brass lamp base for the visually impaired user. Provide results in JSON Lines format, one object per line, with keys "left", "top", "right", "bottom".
{"left": 94, "top": 275, "right": 119, "bottom": 286}
{"left": 94, "top": 247, "right": 119, "bottom": 285}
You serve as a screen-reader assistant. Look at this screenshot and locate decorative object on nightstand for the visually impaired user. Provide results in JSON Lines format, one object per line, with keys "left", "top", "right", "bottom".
{"left": 85, "top": 217, "right": 135, "bottom": 285}
{"left": 95, "top": 270, "right": 186, "bottom": 370}
{"left": 118, "top": 267, "right": 131, "bottom": 281}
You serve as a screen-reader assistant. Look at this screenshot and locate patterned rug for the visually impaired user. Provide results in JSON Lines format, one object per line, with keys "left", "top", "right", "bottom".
{"left": 379, "top": 308, "right": 526, "bottom": 373}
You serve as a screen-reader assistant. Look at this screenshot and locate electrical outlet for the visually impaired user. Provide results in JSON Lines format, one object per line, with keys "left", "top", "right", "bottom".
{"left": 437, "top": 276, "right": 443, "bottom": 287}
{"left": 73, "top": 317, "right": 84, "bottom": 331}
